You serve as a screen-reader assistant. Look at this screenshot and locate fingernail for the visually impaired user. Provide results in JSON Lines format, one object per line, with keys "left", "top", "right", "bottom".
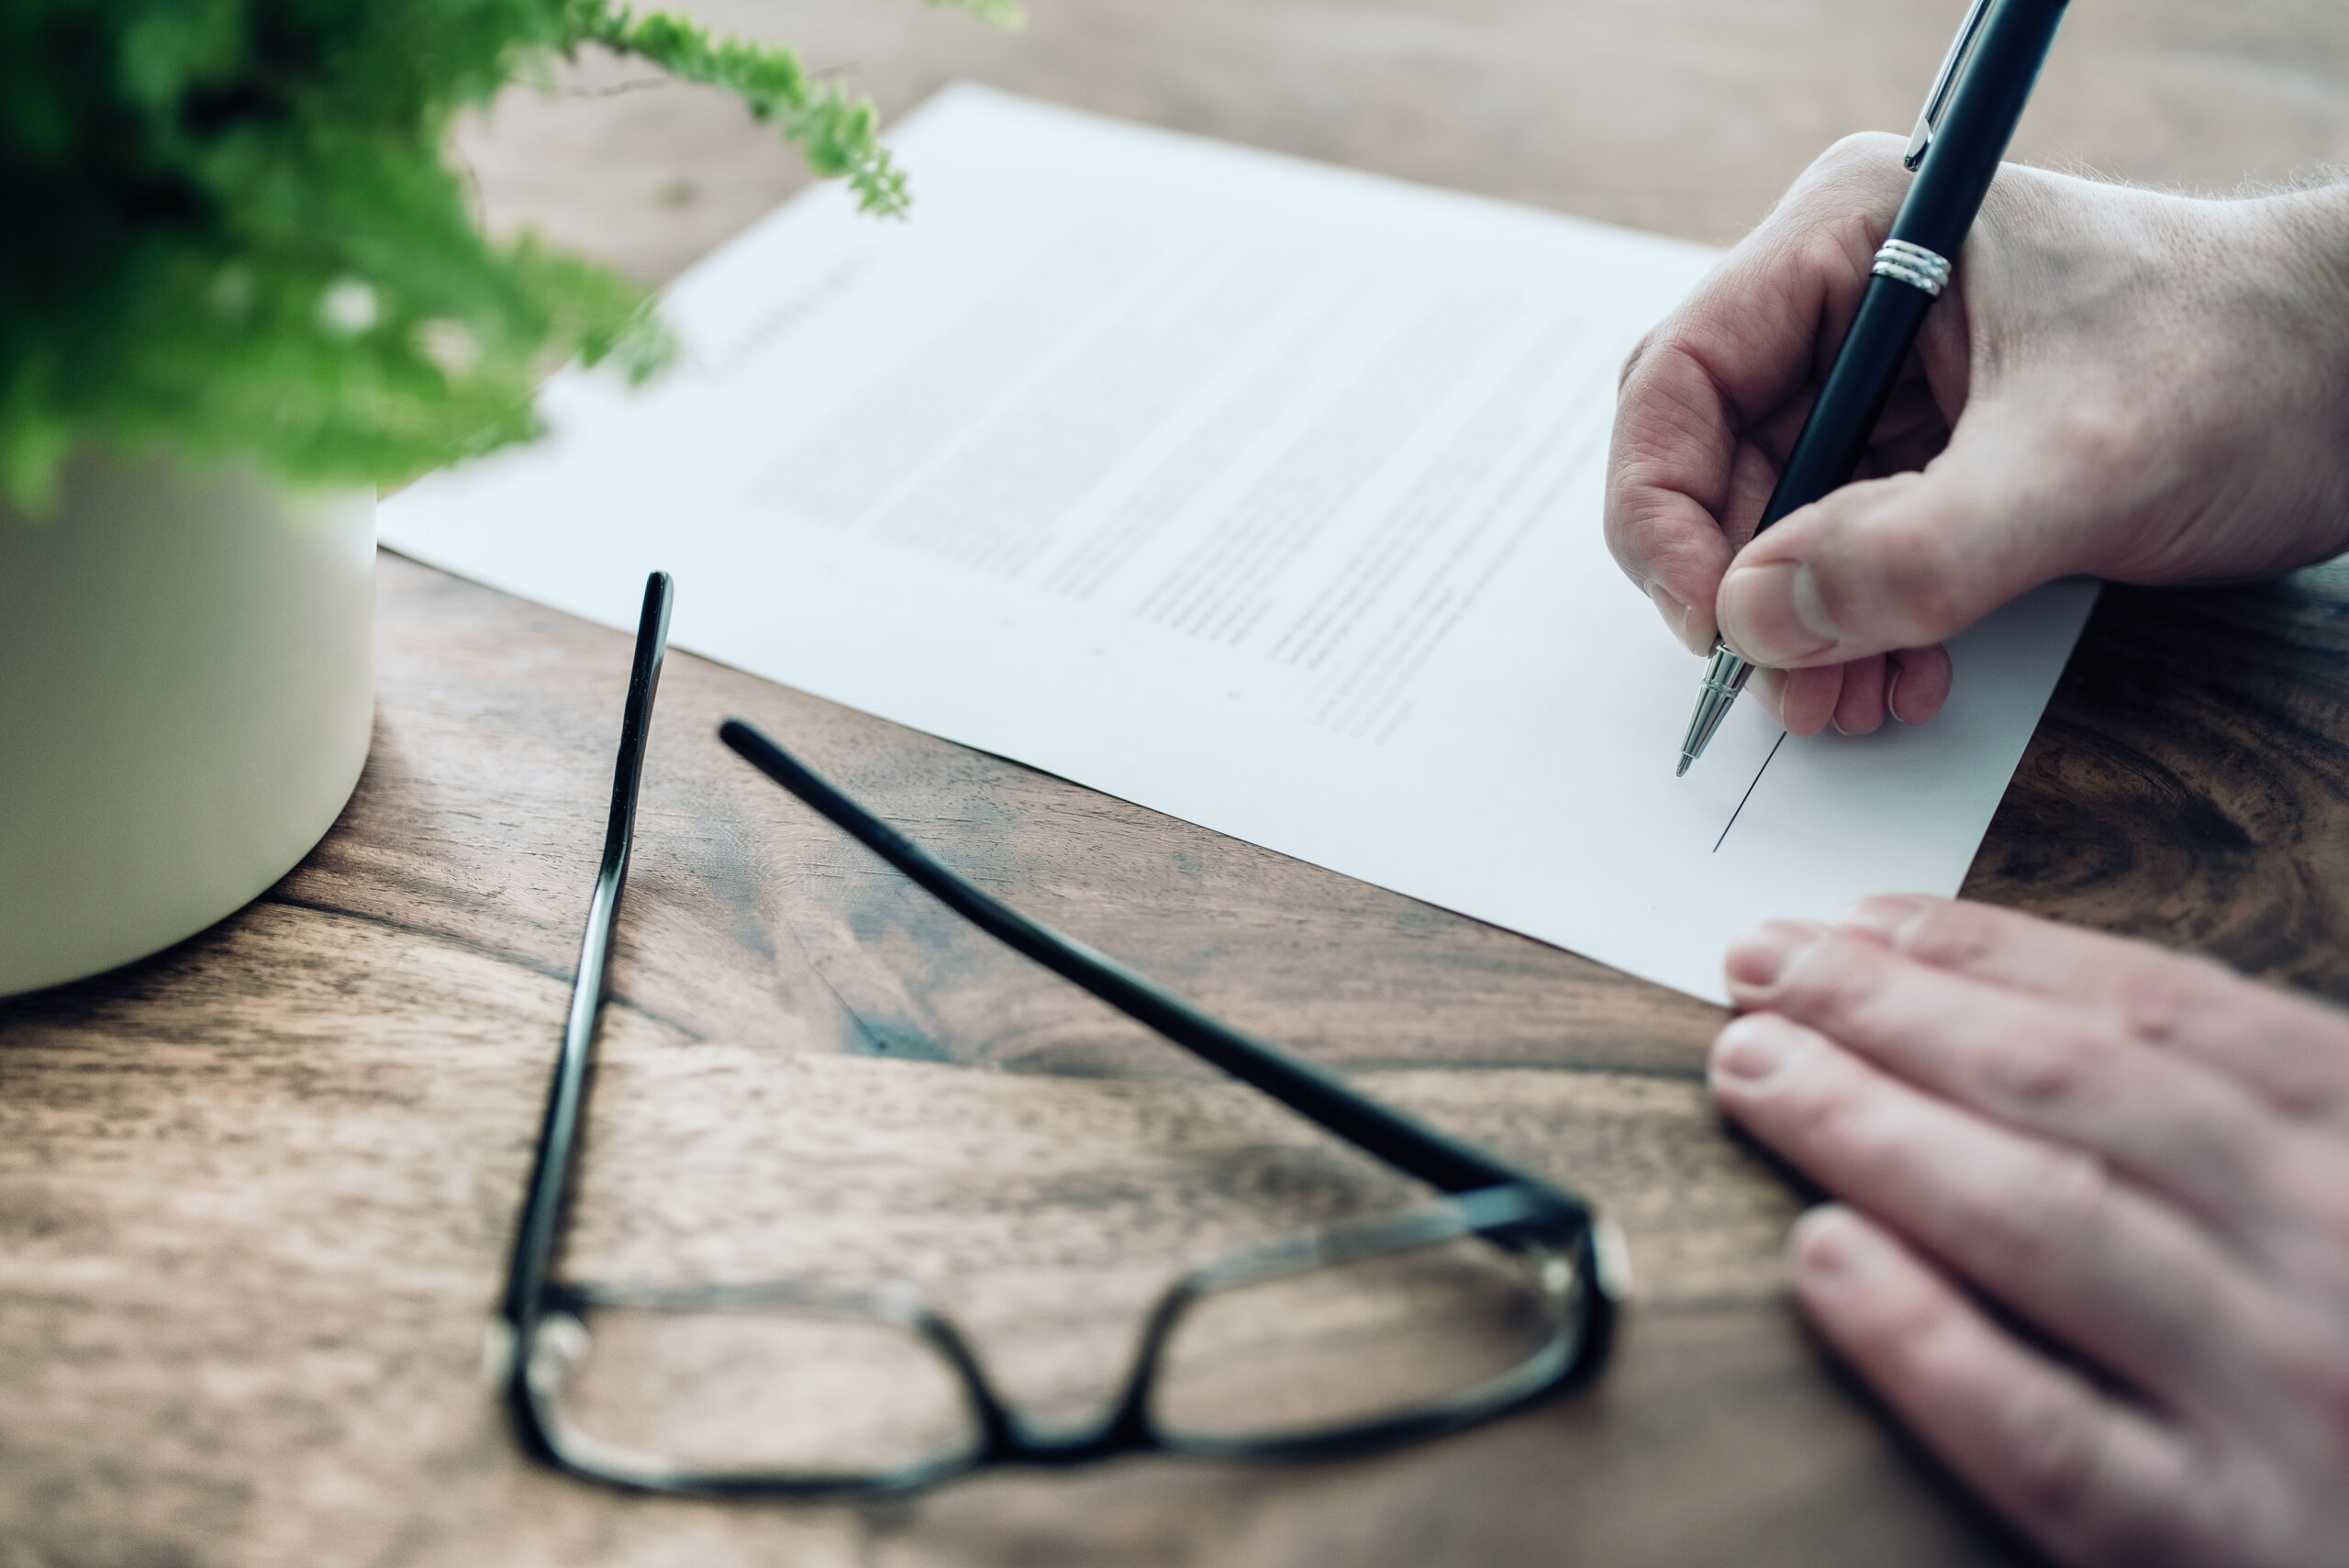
{"left": 1718, "top": 562, "right": 1840, "bottom": 664}
{"left": 1791, "top": 1207, "right": 1873, "bottom": 1281}
{"left": 1645, "top": 582, "right": 1703, "bottom": 654}
{"left": 1710, "top": 1014, "right": 1803, "bottom": 1084}
{"left": 1724, "top": 919, "right": 1819, "bottom": 988}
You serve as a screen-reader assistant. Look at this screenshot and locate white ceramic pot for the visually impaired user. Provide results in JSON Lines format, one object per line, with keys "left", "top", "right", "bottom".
{"left": 0, "top": 453, "right": 375, "bottom": 995}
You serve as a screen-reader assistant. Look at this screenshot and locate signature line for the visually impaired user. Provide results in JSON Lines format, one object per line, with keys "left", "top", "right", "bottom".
{"left": 1714, "top": 731, "right": 1787, "bottom": 853}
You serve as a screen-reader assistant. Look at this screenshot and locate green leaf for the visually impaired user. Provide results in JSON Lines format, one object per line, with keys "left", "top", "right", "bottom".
{"left": 0, "top": 0, "right": 1006, "bottom": 503}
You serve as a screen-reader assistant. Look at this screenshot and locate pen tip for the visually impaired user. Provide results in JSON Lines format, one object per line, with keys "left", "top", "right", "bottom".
{"left": 1675, "top": 755, "right": 1692, "bottom": 778}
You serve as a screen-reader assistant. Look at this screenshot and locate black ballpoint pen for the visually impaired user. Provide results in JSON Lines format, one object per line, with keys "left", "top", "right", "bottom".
{"left": 1675, "top": 0, "right": 2070, "bottom": 775}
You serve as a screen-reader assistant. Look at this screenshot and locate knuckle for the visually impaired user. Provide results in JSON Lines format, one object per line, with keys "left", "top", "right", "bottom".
{"left": 1796, "top": 225, "right": 1871, "bottom": 290}
{"left": 1888, "top": 899, "right": 2001, "bottom": 968}
{"left": 1990, "top": 1148, "right": 2113, "bottom": 1274}
{"left": 1773, "top": 932, "right": 1887, "bottom": 1020}
{"left": 1850, "top": 1257, "right": 1962, "bottom": 1370}
{"left": 1783, "top": 1084, "right": 1857, "bottom": 1157}
{"left": 1838, "top": 893, "right": 1931, "bottom": 944}
{"left": 1774, "top": 1055, "right": 1915, "bottom": 1176}
{"left": 1994, "top": 1378, "right": 2109, "bottom": 1529}
{"left": 1812, "top": 131, "right": 1910, "bottom": 183}
{"left": 1604, "top": 495, "right": 1687, "bottom": 574}
{"left": 1776, "top": 137, "right": 1915, "bottom": 243}
{"left": 1600, "top": 495, "right": 1637, "bottom": 558}
{"left": 1617, "top": 328, "right": 1659, "bottom": 391}
{"left": 1979, "top": 1026, "right": 2121, "bottom": 1118}
{"left": 2109, "top": 954, "right": 2231, "bottom": 1046}
{"left": 1776, "top": 1045, "right": 1868, "bottom": 1145}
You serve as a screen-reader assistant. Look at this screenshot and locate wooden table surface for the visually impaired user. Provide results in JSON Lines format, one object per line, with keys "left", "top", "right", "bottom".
{"left": 9, "top": 3, "right": 2349, "bottom": 1563}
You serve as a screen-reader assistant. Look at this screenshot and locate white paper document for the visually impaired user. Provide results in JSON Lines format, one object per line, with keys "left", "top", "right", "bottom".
{"left": 383, "top": 84, "right": 2097, "bottom": 1005}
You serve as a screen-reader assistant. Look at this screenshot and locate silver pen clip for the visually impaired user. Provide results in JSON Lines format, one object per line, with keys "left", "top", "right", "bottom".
{"left": 1904, "top": 0, "right": 1996, "bottom": 170}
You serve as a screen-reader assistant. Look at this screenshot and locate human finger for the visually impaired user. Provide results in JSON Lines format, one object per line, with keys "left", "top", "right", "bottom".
{"left": 1788, "top": 1206, "right": 2192, "bottom": 1568}
{"left": 1608, "top": 136, "right": 1916, "bottom": 654}
{"left": 1725, "top": 922, "right": 2281, "bottom": 1228}
{"left": 1607, "top": 358, "right": 1742, "bottom": 654}
{"left": 1709, "top": 1010, "right": 2248, "bottom": 1407}
{"left": 1714, "top": 411, "right": 2097, "bottom": 670}
{"left": 1885, "top": 644, "right": 1953, "bottom": 724}
{"left": 1753, "top": 640, "right": 1949, "bottom": 736}
{"left": 1750, "top": 663, "right": 1843, "bottom": 736}
{"left": 1831, "top": 653, "right": 1887, "bottom": 735}
{"left": 1833, "top": 895, "right": 2349, "bottom": 1121}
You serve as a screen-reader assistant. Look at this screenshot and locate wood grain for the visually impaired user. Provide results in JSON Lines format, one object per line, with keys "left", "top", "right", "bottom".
{"left": 7, "top": 2, "right": 2349, "bottom": 1563}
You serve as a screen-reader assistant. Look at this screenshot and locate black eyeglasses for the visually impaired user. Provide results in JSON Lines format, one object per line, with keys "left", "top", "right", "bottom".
{"left": 490, "top": 572, "right": 1626, "bottom": 1496}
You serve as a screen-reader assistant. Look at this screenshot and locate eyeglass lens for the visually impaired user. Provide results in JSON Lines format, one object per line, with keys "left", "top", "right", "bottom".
{"left": 531, "top": 1215, "right": 1581, "bottom": 1479}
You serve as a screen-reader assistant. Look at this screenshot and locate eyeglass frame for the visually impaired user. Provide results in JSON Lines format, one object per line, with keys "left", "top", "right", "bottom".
{"left": 490, "top": 571, "right": 1627, "bottom": 1496}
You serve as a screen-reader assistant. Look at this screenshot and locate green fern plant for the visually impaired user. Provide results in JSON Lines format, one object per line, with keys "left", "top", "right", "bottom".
{"left": 0, "top": 0, "right": 1014, "bottom": 509}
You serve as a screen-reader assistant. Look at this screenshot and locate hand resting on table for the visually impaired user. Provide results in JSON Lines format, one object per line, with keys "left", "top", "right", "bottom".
{"left": 1712, "top": 896, "right": 2349, "bottom": 1568}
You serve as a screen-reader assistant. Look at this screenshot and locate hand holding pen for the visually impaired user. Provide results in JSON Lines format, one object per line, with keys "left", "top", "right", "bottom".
{"left": 1650, "top": 0, "right": 2072, "bottom": 773}
{"left": 1611, "top": 0, "right": 2349, "bottom": 770}
{"left": 1611, "top": 114, "right": 2349, "bottom": 762}
{"left": 1602, "top": 0, "right": 2050, "bottom": 769}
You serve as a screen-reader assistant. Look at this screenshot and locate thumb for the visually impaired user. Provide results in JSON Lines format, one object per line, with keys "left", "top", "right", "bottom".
{"left": 1713, "top": 429, "right": 2088, "bottom": 667}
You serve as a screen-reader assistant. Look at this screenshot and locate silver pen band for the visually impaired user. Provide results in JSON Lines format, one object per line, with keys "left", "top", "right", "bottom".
{"left": 1871, "top": 239, "right": 1952, "bottom": 297}
{"left": 1698, "top": 647, "right": 1751, "bottom": 696}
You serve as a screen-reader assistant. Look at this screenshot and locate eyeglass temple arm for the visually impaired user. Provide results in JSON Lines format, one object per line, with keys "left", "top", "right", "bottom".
{"left": 504, "top": 573, "right": 674, "bottom": 1338}
{"left": 718, "top": 717, "right": 1583, "bottom": 1218}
